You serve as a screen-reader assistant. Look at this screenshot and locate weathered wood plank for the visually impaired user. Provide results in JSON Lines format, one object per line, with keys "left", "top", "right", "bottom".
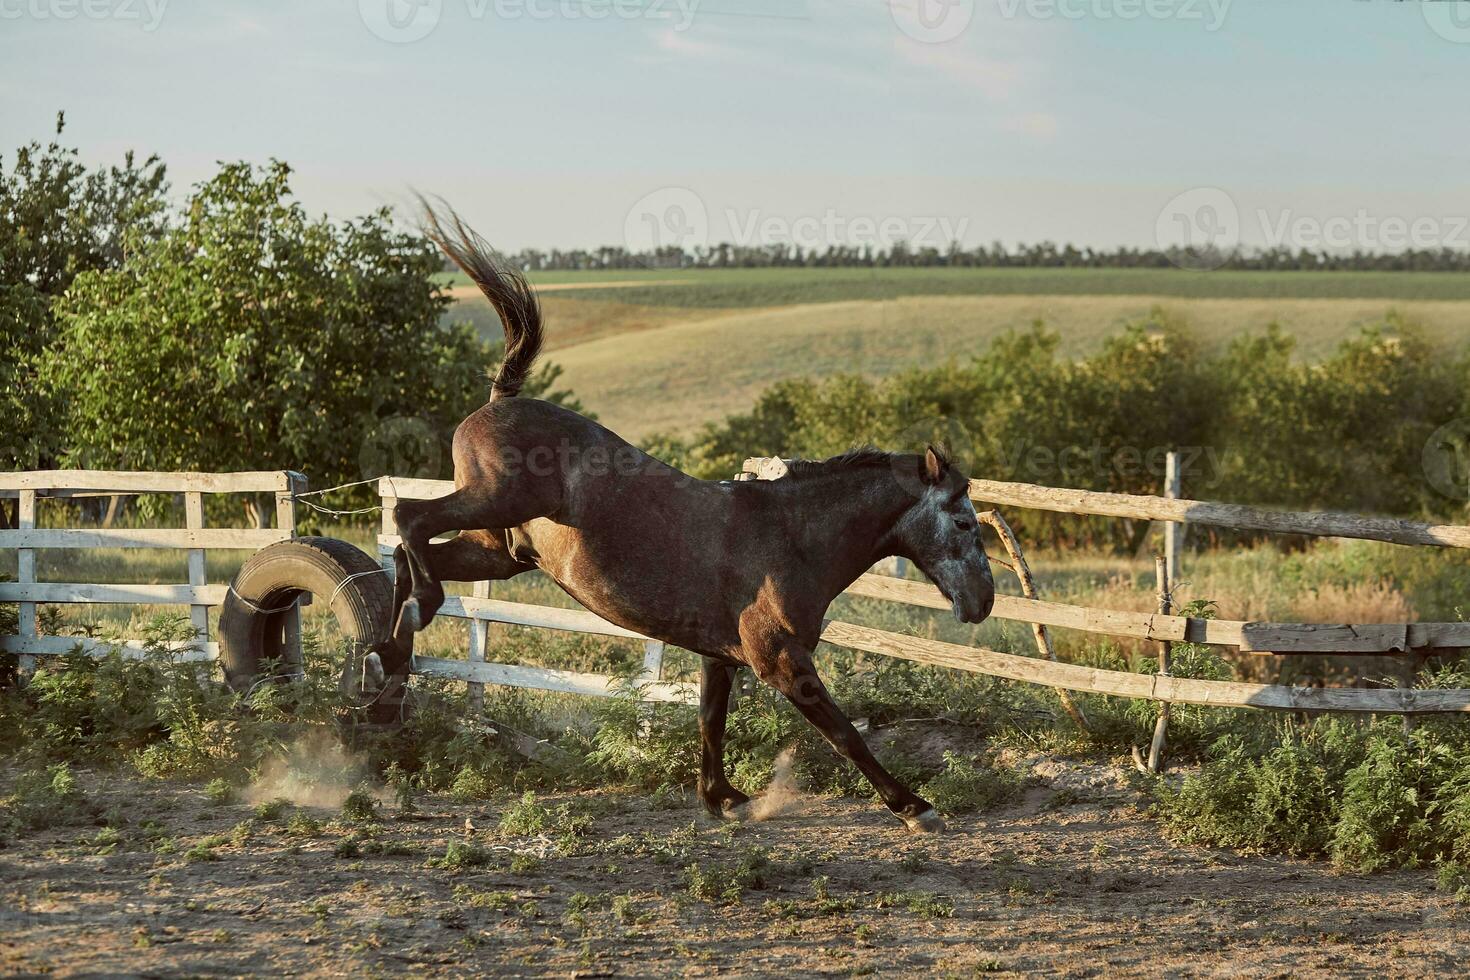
{"left": 16, "top": 489, "right": 36, "bottom": 673}
{"left": 0, "top": 528, "right": 290, "bottom": 550}
{"left": 843, "top": 574, "right": 1470, "bottom": 653}
{"left": 742, "top": 457, "right": 1470, "bottom": 549}
{"left": 373, "top": 537, "right": 452, "bottom": 552}
{"left": 378, "top": 476, "right": 454, "bottom": 501}
{"left": 185, "top": 491, "right": 210, "bottom": 642}
{"left": 0, "top": 583, "right": 229, "bottom": 605}
{"left": 0, "top": 635, "right": 218, "bottom": 661}
{"left": 0, "top": 470, "right": 301, "bottom": 494}
{"left": 845, "top": 574, "right": 1195, "bottom": 643}
{"left": 816, "top": 620, "right": 1470, "bottom": 715}
{"left": 967, "top": 478, "right": 1470, "bottom": 550}
{"left": 436, "top": 595, "right": 649, "bottom": 640}
{"left": 467, "top": 580, "right": 491, "bottom": 712}
{"left": 410, "top": 655, "right": 696, "bottom": 703}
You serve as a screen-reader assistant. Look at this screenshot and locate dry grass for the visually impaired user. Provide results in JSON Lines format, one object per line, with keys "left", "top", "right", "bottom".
{"left": 517, "top": 294, "right": 1470, "bottom": 440}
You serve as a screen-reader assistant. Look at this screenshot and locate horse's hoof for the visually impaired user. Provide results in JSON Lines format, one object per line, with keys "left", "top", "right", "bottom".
{"left": 397, "top": 598, "right": 422, "bottom": 635}
{"left": 362, "top": 652, "right": 386, "bottom": 691}
{"left": 721, "top": 799, "right": 754, "bottom": 822}
{"left": 902, "top": 808, "right": 946, "bottom": 834}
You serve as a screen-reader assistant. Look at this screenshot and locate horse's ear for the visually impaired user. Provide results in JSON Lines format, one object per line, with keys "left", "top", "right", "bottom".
{"left": 923, "top": 445, "right": 948, "bottom": 485}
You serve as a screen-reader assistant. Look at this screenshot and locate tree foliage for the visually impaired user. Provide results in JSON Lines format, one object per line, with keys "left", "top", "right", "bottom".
{"left": 656, "top": 311, "right": 1470, "bottom": 548}
{"left": 0, "top": 112, "right": 168, "bottom": 470}
{"left": 39, "top": 159, "right": 577, "bottom": 518}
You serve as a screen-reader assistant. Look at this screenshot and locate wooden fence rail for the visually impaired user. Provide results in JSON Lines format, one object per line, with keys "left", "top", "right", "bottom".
{"left": 8, "top": 466, "right": 1470, "bottom": 721}
{"left": 0, "top": 470, "right": 305, "bottom": 668}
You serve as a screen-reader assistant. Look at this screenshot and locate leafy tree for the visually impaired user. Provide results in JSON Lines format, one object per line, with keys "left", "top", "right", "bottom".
{"left": 43, "top": 160, "right": 572, "bottom": 525}
{"left": 0, "top": 112, "right": 168, "bottom": 476}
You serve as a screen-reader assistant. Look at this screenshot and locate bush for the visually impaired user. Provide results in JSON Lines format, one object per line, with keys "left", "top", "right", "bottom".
{"left": 1155, "top": 720, "right": 1470, "bottom": 871}
{"left": 919, "top": 751, "right": 1023, "bottom": 815}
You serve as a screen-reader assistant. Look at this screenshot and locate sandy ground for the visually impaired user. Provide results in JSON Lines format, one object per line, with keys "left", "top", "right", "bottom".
{"left": 2, "top": 759, "right": 1465, "bottom": 979}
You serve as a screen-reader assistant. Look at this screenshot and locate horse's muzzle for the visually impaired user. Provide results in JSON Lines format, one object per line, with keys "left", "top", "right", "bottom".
{"left": 952, "top": 585, "right": 995, "bottom": 625}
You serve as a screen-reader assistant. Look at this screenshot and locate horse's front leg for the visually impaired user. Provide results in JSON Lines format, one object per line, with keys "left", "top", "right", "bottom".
{"left": 745, "top": 633, "right": 944, "bottom": 833}
{"left": 698, "top": 658, "right": 749, "bottom": 818}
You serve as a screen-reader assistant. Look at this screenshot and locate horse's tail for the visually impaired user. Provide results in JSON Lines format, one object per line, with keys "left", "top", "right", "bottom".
{"left": 418, "top": 197, "right": 543, "bottom": 402}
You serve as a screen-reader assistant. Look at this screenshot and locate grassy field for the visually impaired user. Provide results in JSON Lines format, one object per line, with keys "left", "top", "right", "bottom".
{"left": 444, "top": 266, "right": 1470, "bottom": 304}
{"left": 441, "top": 268, "right": 1470, "bottom": 440}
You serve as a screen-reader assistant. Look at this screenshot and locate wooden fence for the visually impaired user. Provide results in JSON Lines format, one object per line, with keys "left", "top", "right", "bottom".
{"left": 0, "top": 470, "right": 304, "bottom": 670}
{"left": 6, "top": 466, "right": 1470, "bottom": 718}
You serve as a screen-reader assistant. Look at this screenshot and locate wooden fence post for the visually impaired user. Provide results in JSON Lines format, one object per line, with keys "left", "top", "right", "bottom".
{"left": 1146, "top": 555, "right": 1172, "bottom": 773}
{"left": 1164, "top": 451, "right": 1183, "bottom": 589}
{"left": 16, "top": 489, "right": 36, "bottom": 676}
{"left": 276, "top": 477, "right": 304, "bottom": 675}
{"left": 467, "top": 580, "right": 490, "bottom": 712}
{"left": 184, "top": 491, "right": 209, "bottom": 649}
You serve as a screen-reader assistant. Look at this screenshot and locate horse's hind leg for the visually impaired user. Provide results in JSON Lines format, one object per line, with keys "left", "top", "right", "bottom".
{"left": 748, "top": 635, "right": 943, "bottom": 833}
{"left": 380, "top": 530, "right": 533, "bottom": 671}
{"left": 698, "top": 659, "right": 750, "bottom": 818}
{"left": 393, "top": 486, "right": 543, "bottom": 633}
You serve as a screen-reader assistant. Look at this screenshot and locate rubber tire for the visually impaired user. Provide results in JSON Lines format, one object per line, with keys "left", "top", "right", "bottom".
{"left": 217, "top": 536, "right": 394, "bottom": 697}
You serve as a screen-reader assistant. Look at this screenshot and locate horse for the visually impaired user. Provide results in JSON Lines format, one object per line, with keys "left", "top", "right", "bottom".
{"left": 377, "top": 205, "right": 996, "bottom": 833}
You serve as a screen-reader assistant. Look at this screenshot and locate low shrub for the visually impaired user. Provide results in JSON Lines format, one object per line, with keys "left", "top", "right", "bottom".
{"left": 919, "top": 751, "right": 1024, "bottom": 815}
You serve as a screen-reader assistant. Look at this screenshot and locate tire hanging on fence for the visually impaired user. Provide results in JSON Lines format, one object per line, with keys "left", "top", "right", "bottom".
{"left": 217, "top": 536, "right": 399, "bottom": 721}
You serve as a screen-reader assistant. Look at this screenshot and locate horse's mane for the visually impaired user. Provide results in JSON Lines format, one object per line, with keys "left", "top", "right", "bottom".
{"left": 781, "top": 445, "right": 944, "bottom": 480}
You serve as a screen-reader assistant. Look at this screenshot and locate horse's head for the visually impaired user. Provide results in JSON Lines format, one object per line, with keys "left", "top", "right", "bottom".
{"left": 892, "top": 446, "right": 996, "bottom": 624}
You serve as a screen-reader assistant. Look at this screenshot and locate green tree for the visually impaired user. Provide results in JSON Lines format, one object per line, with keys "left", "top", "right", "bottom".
{"left": 0, "top": 112, "right": 168, "bottom": 475}
{"left": 43, "top": 160, "right": 571, "bottom": 524}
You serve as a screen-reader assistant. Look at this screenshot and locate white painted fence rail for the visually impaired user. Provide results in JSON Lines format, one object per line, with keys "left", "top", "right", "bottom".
{"left": 0, "top": 470, "right": 305, "bottom": 669}
{"left": 8, "top": 467, "right": 1470, "bottom": 718}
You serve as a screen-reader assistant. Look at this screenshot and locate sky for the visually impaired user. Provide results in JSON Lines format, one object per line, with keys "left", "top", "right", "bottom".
{"left": 2, "top": 0, "right": 1468, "bottom": 254}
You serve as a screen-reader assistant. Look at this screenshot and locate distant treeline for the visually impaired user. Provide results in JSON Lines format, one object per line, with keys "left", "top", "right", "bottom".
{"left": 646, "top": 313, "right": 1470, "bottom": 552}
{"left": 504, "top": 243, "right": 1470, "bottom": 273}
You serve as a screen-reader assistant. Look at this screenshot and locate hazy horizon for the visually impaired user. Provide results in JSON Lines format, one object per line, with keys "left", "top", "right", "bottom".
{"left": 5, "top": 0, "right": 1469, "bottom": 256}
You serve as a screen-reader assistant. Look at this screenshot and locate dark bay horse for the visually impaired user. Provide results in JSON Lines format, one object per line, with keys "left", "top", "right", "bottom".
{"left": 380, "top": 206, "right": 995, "bottom": 833}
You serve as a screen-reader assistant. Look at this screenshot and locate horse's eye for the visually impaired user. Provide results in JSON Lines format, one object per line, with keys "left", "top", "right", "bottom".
{"left": 953, "top": 518, "right": 973, "bottom": 532}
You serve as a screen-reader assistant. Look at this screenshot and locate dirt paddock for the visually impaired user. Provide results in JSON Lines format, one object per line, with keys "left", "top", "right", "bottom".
{"left": 1, "top": 769, "right": 1464, "bottom": 979}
